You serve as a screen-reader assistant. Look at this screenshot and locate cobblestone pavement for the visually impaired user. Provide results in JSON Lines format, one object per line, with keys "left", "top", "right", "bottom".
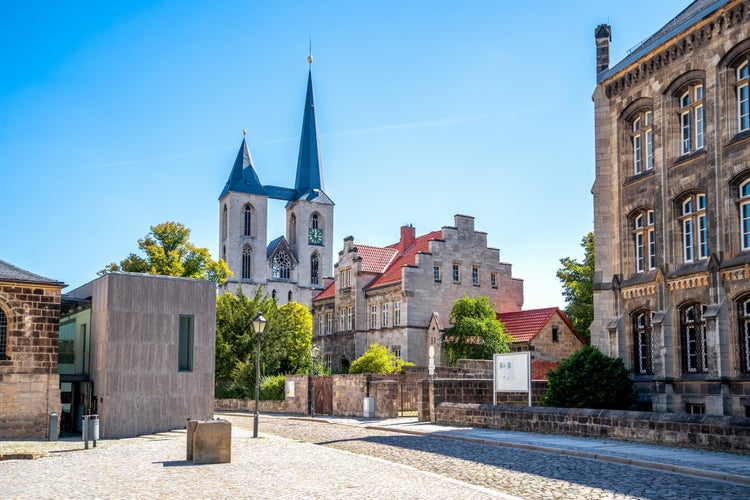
{"left": 232, "top": 414, "right": 750, "bottom": 500}
{"left": 2, "top": 414, "right": 750, "bottom": 499}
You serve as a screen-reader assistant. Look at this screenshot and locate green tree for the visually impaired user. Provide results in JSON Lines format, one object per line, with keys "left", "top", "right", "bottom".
{"left": 100, "top": 221, "right": 230, "bottom": 285}
{"left": 557, "top": 232, "right": 594, "bottom": 344}
{"left": 543, "top": 345, "right": 635, "bottom": 410}
{"left": 275, "top": 301, "right": 313, "bottom": 375}
{"left": 440, "top": 295, "right": 512, "bottom": 366}
{"left": 349, "top": 344, "right": 412, "bottom": 374}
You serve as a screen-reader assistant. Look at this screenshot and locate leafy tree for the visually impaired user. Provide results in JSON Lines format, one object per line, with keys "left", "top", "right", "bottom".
{"left": 543, "top": 345, "right": 635, "bottom": 410}
{"left": 100, "top": 221, "right": 230, "bottom": 285}
{"left": 440, "top": 295, "right": 512, "bottom": 366}
{"left": 349, "top": 344, "right": 413, "bottom": 374}
{"left": 275, "top": 301, "right": 313, "bottom": 375}
{"left": 557, "top": 232, "right": 594, "bottom": 344}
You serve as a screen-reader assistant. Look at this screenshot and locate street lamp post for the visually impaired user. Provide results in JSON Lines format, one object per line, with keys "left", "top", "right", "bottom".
{"left": 251, "top": 312, "right": 267, "bottom": 438}
{"left": 310, "top": 346, "right": 319, "bottom": 418}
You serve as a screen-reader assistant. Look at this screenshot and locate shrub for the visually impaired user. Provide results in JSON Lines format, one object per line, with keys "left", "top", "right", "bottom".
{"left": 543, "top": 345, "right": 635, "bottom": 410}
{"left": 259, "top": 374, "right": 286, "bottom": 401}
{"left": 349, "top": 344, "right": 414, "bottom": 374}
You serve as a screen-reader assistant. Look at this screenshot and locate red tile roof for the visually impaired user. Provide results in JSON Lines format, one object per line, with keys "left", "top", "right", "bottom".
{"left": 532, "top": 360, "right": 559, "bottom": 381}
{"left": 367, "top": 230, "right": 443, "bottom": 289}
{"left": 354, "top": 245, "right": 399, "bottom": 273}
{"left": 497, "top": 307, "right": 578, "bottom": 343}
{"left": 313, "top": 280, "right": 335, "bottom": 300}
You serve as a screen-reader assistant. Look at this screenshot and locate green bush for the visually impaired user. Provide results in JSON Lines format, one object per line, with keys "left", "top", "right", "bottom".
{"left": 349, "top": 344, "right": 414, "bottom": 374}
{"left": 259, "top": 374, "right": 286, "bottom": 401}
{"left": 543, "top": 345, "right": 635, "bottom": 410}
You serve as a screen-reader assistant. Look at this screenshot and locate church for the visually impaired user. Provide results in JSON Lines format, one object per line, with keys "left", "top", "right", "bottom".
{"left": 219, "top": 58, "right": 333, "bottom": 306}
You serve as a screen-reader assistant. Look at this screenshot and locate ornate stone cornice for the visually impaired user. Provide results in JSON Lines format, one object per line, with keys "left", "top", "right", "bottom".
{"left": 621, "top": 284, "right": 657, "bottom": 299}
{"left": 721, "top": 263, "right": 750, "bottom": 281}
{"left": 605, "top": 1, "right": 748, "bottom": 98}
{"left": 666, "top": 274, "right": 710, "bottom": 291}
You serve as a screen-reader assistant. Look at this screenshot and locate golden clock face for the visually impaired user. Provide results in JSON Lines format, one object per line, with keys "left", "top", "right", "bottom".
{"left": 308, "top": 227, "right": 323, "bottom": 245}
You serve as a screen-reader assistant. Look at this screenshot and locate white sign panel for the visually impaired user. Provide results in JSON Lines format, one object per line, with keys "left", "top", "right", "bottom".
{"left": 493, "top": 351, "right": 530, "bottom": 393}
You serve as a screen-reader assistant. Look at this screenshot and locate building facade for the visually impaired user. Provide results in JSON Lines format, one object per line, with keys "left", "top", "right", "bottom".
{"left": 312, "top": 215, "right": 524, "bottom": 372}
{"left": 592, "top": 0, "right": 750, "bottom": 415}
{"left": 219, "top": 63, "right": 333, "bottom": 307}
{"left": 0, "top": 260, "right": 64, "bottom": 438}
{"left": 62, "top": 273, "right": 216, "bottom": 438}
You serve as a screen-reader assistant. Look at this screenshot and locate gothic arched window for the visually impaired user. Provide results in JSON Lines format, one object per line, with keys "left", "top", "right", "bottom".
{"left": 243, "top": 204, "right": 253, "bottom": 237}
{"left": 272, "top": 251, "right": 292, "bottom": 280}
{"left": 632, "top": 310, "right": 653, "bottom": 375}
{"left": 738, "top": 298, "right": 750, "bottom": 373}
{"left": 310, "top": 253, "right": 319, "bottom": 285}
{"left": 0, "top": 306, "right": 8, "bottom": 360}
{"left": 311, "top": 213, "right": 319, "bottom": 230}
{"left": 242, "top": 244, "right": 252, "bottom": 280}
{"left": 288, "top": 291, "right": 293, "bottom": 302}
{"left": 680, "top": 303, "right": 708, "bottom": 374}
{"left": 221, "top": 205, "right": 228, "bottom": 241}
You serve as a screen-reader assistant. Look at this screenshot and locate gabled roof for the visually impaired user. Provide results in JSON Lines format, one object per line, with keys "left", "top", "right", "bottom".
{"left": 353, "top": 245, "right": 399, "bottom": 273}
{"left": 0, "top": 259, "right": 65, "bottom": 287}
{"left": 314, "top": 280, "right": 335, "bottom": 300}
{"left": 266, "top": 236, "right": 297, "bottom": 264}
{"left": 497, "top": 307, "right": 579, "bottom": 343}
{"left": 367, "top": 230, "right": 442, "bottom": 289}
{"left": 219, "top": 137, "right": 267, "bottom": 199}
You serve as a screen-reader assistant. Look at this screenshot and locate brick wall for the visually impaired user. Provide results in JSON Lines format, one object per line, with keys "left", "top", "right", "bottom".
{"left": 0, "top": 281, "right": 62, "bottom": 438}
{"left": 434, "top": 402, "right": 750, "bottom": 455}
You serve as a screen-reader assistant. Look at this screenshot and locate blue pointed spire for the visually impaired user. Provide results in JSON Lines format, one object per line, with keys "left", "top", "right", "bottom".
{"left": 294, "top": 68, "right": 324, "bottom": 198}
{"left": 219, "top": 136, "right": 267, "bottom": 199}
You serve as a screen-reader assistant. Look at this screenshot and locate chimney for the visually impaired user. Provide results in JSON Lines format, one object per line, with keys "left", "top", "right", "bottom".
{"left": 595, "top": 24, "right": 611, "bottom": 74}
{"left": 398, "top": 224, "right": 416, "bottom": 254}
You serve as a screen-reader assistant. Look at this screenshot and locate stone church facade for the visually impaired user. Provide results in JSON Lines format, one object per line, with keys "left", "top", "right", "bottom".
{"left": 312, "top": 215, "right": 524, "bottom": 372}
{"left": 592, "top": 0, "right": 750, "bottom": 415}
{"left": 219, "top": 63, "right": 333, "bottom": 307}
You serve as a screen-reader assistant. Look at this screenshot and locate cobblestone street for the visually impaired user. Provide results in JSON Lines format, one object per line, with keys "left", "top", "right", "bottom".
{"left": 2, "top": 414, "right": 749, "bottom": 499}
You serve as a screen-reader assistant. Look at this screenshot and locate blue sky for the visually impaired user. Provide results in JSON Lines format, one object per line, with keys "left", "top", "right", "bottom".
{"left": 1, "top": 1, "right": 691, "bottom": 308}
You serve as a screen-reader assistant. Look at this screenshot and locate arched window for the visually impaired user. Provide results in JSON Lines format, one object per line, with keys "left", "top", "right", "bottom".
{"left": 678, "top": 83, "right": 704, "bottom": 155}
{"left": 630, "top": 109, "right": 653, "bottom": 174}
{"left": 243, "top": 204, "right": 253, "bottom": 237}
{"left": 679, "top": 193, "right": 708, "bottom": 263}
{"left": 740, "top": 180, "right": 750, "bottom": 250}
{"left": 632, "top": 209, "right": 655, "bottom": 273}
{"left": 738, "top": 298, "right": 750, "bottom": 373}
{"left": 272, "top": 251, "right": 292, "bottom": 280}
{"left": 310, "top": 253, "right": 319, "bottom": 285}
{"left": 272, "top": 289, "right": 277, "bottom": 300}
{"left": 288, "top": 291, "right": 292, "bottom": 302}
{"left": 737, "top": 59, "right": 749, "bottom": 133}
{"left": 311, "top": 213, "right": 319, "bottom": 230}
{"left": 242, "top": 244, "right": 252, "bottom": 280}
{"left": 680, "top": 303, "right": 708, "bottom": 374}
{"left": 289, "top": 214, "right": 297, "bottom": 247}
{"left": 632, "top": 311, "right": 653, "bottom": 375}
{"left": 221, "top": 205, "right": 228, "bottom": 241}
{"left": 222, "top": 245, "right": 226, "bottom": 262}
{"left": 0, "top": 306, "right": 8, "bottom": 360}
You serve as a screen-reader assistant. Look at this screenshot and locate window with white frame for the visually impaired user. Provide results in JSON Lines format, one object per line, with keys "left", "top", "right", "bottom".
{"left": 382, "top": 303, "right": 389, "bottom": 328}
{"left": 737, "top": 60, "right": 749, "bottom": 133}
{"left": 340, "top": 268, "right": 351, "bottom": 288}
{"left": 472, "top": 266, "right": 479, "bottom": 286}
{"left": 347, "top": 306, "right": 353, "bottom": 330}
{"left": 243, "top": 204, "right": 253, "bottom": 236}
{"left": 433, "top": 265, "right": 441, "bottom": 282}
{"left": 632, "top": 311, "right": 653, "bottom": 375}
{"left": 326, "top": 312, "right": 332, "bottom": 335}
{"left": 339, "top": 308, "right": 346, "bottom": 332}
{"left": 394, "top": 301, "right": 401, "bottom": 326}
{"left": 490, "top": 272, "right": 497, "bottom": 288}
{"left": 631, "top": 110, "right": 654, "bottom": 174}
{"left": 680, "top": 193, "right": 708, "bottom": 263}
{"left": 452, "top": 264, "right": 460, "bottom": 283}
{"left": 392, "top": 346, "right": 401, "bottom": 358}
{"left": 317, "top": 314, "right": 324, "bottom": 337}
{"left": 242, "top": 244, "right": 252, "bottom": 280}
{"left": 681, "top": 303, "right": 708, "bottom": 374}
{"left": 739, "top": 298, "right": 750, "bottom": 373}
{"left": 679, "top": 84, "right": 704, "bottom": 155}
{"left": 741, "top": 180, "right": 750, "bottom": 250}
{"left": 370, "top": 305, "right": 377, "bottom": 329}
{"left": 633, "top": 209, "right": 656, "bottom": 273}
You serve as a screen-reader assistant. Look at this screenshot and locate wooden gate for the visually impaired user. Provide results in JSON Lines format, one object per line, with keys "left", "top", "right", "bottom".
{"left": 312, "top": 376, "right": 333, "bottom": 415}
{"left": 398, "top": 382, "right": 419, "bottom": 416}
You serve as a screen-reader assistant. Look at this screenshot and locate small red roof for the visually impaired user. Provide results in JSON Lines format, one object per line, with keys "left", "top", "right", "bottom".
{"left": 367, "top": 230, "right": 443, "bottom": 289}
{"left": 497, "top": 307, "right": 577, "bottom": 343}
{"left": 354, "top": 245, "right": 399, "bottom": 273}
{"left": 532, "top": 360, "right": 559, "bottom": 381}
{"left": 313, "top": 280, "right": 335, "bottom": 300}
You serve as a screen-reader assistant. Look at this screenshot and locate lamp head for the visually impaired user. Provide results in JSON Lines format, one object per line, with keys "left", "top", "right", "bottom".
{"left": 252, "top": 312, "right": 267, "bottom": 334}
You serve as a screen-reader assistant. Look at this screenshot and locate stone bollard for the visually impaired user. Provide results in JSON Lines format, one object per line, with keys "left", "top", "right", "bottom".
{"left": 187, "top": 419, "right": 231, "bottom": 464}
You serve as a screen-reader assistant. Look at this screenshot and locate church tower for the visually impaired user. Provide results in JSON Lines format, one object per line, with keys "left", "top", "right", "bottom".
{"left": 219, "top": 59, "right": 334, "bottom": 307}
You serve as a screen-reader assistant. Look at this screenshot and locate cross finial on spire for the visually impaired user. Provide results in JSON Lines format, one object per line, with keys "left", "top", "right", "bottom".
{"left": 308, "top": 38, "right": 313, "bottom": 65}
{"left": 242, "top": 129, "right": 247, "bottom": 137}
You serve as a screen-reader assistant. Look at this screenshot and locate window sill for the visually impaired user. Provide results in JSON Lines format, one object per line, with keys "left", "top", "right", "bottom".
{"left": 671, "top": 149, "right": 707, "bottom": 168}
{"left": 623, "top": 168, "right": 655, "bottom": 186}
{"left": 725, "top": 129, "right": 750, "bottom": 150}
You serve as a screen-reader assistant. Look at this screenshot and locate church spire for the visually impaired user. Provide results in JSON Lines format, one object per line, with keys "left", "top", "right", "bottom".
{"left": 294, "top": 59, "right": 324, "bottom": 199}
{"left": 219, "top": 133, "right": 266, "bottom": 199}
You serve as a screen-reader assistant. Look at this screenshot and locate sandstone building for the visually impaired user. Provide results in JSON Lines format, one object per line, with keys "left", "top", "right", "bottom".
{"left": 500, "top": 307, "right": 584, "bottom": 366}
{"left": 219, "top": 61, "right": 333, "bottom": 307}
{"left": 0, "top": 260, "right": 64, "bottom": 438}
{"left": 592, "top": 0, "right": 750, "bottom": 415}
{"left": 312, "top": 215, "right": 524, "bottom": 371}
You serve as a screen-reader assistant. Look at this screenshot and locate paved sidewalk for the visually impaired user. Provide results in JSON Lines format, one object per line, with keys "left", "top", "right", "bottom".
{"left": 292, "top": 414, "right": 750, "bottom": 486}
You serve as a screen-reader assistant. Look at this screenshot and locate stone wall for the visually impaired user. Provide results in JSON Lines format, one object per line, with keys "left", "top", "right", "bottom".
{"left": 434, "top": 402, "right": 750, "bottom": 454}
{"left": 0, "top": 281, "right": 62, "bottom": 438}
{"left": 214, "top": 398, "right": 288, "bottom": 414}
